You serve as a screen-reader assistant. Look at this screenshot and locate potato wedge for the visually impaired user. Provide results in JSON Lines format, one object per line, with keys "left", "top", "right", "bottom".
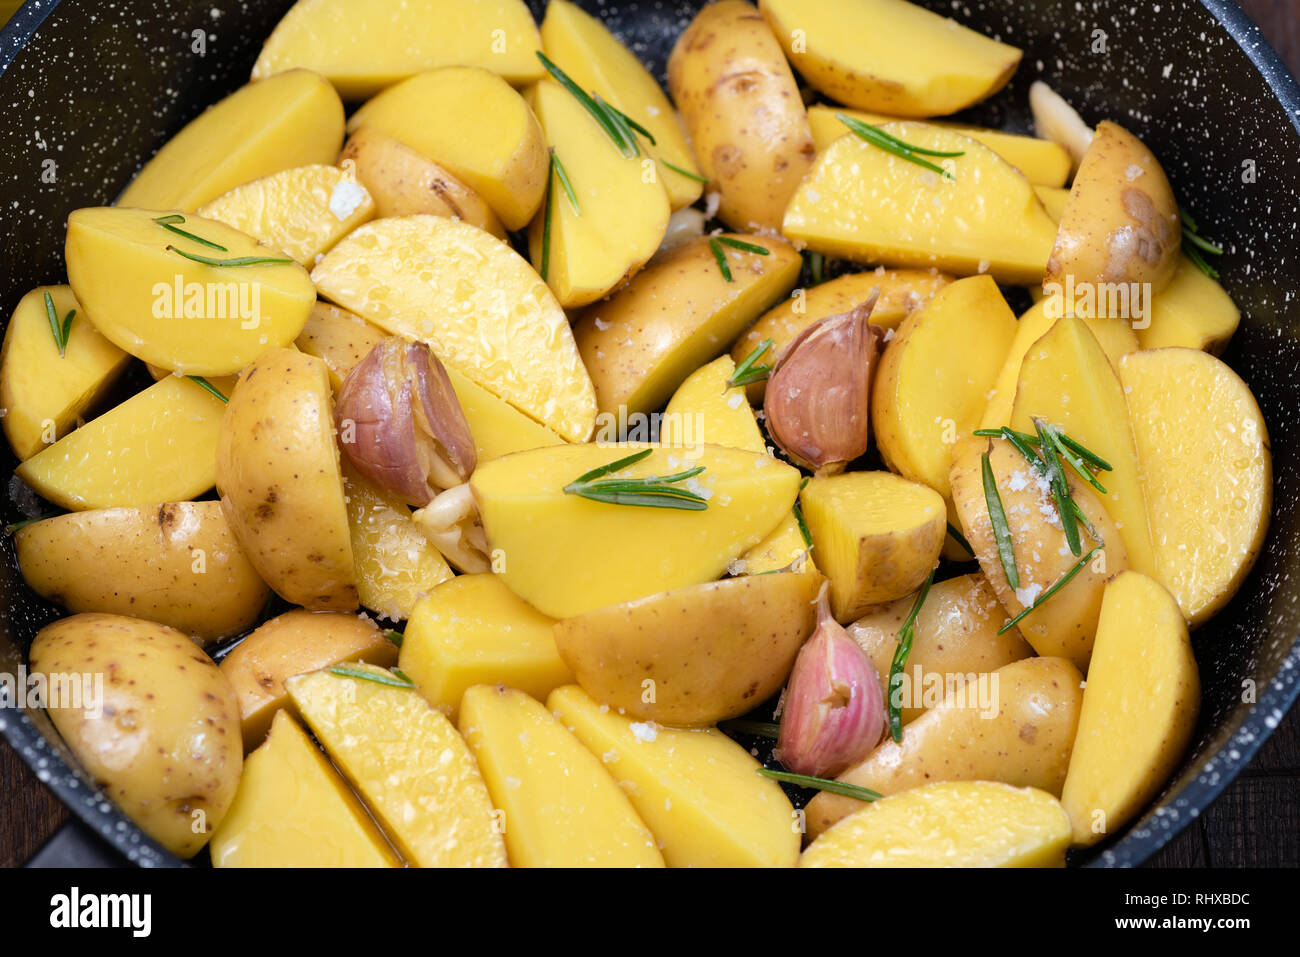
{"left": 949, "top": 435, "right": 1129, "bottom": 669}
{"left": 219, "top": 609, "right": 397, "bottom": 752}
{"left": 1045, "top": 121, "right": 1181, "bottom": 297}
{"left": 802, "top": 781, "right": 1070, "bottom": 868}
{"left": 784, "top": 125, "right": 1058, "bottom": 284}
{"left": 346, "top": 67, "right": 547, "bottom": 229}
{"left": 526, "top": 78, "right": 670, "bottom": 308}
{"left": 800, "top": 471, "right": 946, "bottom": 622}
{"left": 762, "top": 0, "right": 1020, "bottom": 117}
{"left": 660, "top": 355, "right": 766, "bottom": 455}
{"left": 66, "top": 207, "right": 316, "bottom": 377}
{"left": 196, "top": 163, "right": 375, "bottom": 266}
{"left": 460, "top": 685, "right": 664, "bottom": 868}
{"left": 15, "top": 502, "right": 267, "bottom": 645}
{"left": 15, "top": 375, "right": 227, "bottom": 510}
{"left": 211, "top": 711, "right": 399, "bottom": 868}
{"left": 117, "top": 69, "right": 343, "bottom": 211}
{"left": 540, "top": 0, "right": 704, "bottom": 210}
{"left": 0, "top": 285, "right": 130, "bottom": 461}
{"left": 808, "top": 105, "right": 1069, "bottom": 188}
{"left": 1061, "top": 572, "right": 1200, "bottom": 845}
{"left": 667, "top": 0, "right": 816, "bottom": 231}
{"left": 573, "top": 234, "right": 802, "bottom": 417}
{"left": 252, "top": 0, "right": 544, "bottom": 98}
{"left": 30, "top": 614, "right": 242, "bottom": 858}
{"left": 805, "top": 656, "right": 1084, "bottom": 837}
{"left": 288, "top": 664, "right": 507, "bottom": 867}
{"left": 548, "top": 685, "right": 800, "bottom": 867}
{"left": 554, "top": 571, "right": 821, "bottom": 726}
{"left": 216, "top": 348, "right": 357, "bottom": 611}
{"left": 1119, "top": 348, "right": 1271, "bottom": 625}
{"left": 1010, "top": 314, "right": 1156, "bottom": 576}
{"left": 848, "top": 574, "right": 1033, "bottom": 725}
{"left": 294, "top": 301, "right": 387, "bottom": 391}
{"left": 1138, "top": 257, "right": 1240, "bottom": 354}
{"left": 470, "top": 443, "right": 801, "bottom": 619}
{"left": 873, "top": 276, "right": 1018, "bottom": 500}
{"left": 339, "top": 127, "right": 506, "bottom": 238}
{"left": 740, "top": 513, "right": 816, "bottom": 575}
{"left": 398, "top": 574, "right": 573, "bottom": 722}
{"left": 312, "top": 215, "right": 596, "bottom": 442}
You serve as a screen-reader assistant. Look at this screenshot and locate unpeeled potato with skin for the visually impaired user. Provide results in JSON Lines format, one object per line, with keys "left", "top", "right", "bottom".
{"left": 216, "top": 348, "right": 358, "bottom": 611}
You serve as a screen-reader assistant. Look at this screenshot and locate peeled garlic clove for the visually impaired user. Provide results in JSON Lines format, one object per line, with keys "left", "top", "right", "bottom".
{"left": 775, "top": 585, "right": 885, "bottom": 778}
{"left": 1029, "top": 80, "right": 1094, "bottom": 170}
{"left": 335, "top": 337, "right": 477, "bottom": 507}
{"left": 763, "top": 296, "right": 883, "bottom": 474}
{"left": 412, "top": 483, "right": 491, "bottom": 574}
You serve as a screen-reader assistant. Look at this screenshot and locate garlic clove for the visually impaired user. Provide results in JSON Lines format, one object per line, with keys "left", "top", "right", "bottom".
{"left": 412, "top": 482, "right": 491, "bottom": 574}
{"left": 775, "top": 584, "right": 885, "bottom": 778}
{"left": 336, "top": 337, "right": 477, "bottom": 507}
{"left": 763, "top": 295, "right": 883, "bottom": 474}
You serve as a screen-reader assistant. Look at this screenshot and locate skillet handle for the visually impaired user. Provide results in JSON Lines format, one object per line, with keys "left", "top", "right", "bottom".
{"left": 25, "top": 818, "right": 129, "bottom": 868}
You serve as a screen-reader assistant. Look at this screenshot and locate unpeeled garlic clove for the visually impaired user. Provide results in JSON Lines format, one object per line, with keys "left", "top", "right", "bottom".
{"left": 412, "top": 482, "right": 491, "bottom": 574}
{"left": 775, "top": 585, "right": 885, "bottom": 778}
{"left": 763, "top": 295, "right": 883, "bottom": 474}
{"left": 335, "top": 337, "right": 477, "bottom": 507}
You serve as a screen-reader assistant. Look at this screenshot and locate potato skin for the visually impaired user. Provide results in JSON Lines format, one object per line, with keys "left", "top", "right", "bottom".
{"left": 668, "top": 0, "right": 816, "bottom": 232}
{"left": 15, "top": 502, "right": 268, "bottom": 645}
{"left": 29, "top": 614, "right": 242, "bottom": 858}
{"left": 216, "top": 348, "right": 358, "bottom": 611}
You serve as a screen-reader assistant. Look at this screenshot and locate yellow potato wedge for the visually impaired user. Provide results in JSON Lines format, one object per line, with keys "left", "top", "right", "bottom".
{"left": 573, "top": 234, "right": 802, "bottom": 417}
{"left": 1138, "top": 257, "right": 1240, "bottom": 354}
{"left": 312, "top": 214, "right": 596, "bottom": 442}
{"left": 548, "top": 685, "right": 799, "bottom": 867}
{"left": 460, "top": 685, "right": 664, "bottom": 868}
{"left": 0, "top": 285, "right": 131, "bottom": 461}
{"left": 784, "top": 125, "right": 1058, "bottom": 284}
{"left": 802, "top": 781, "right": 1070, "bottom": 868}
{"left": 293, "top": 301, "right": 387, "bottom": 391}
{"left": 805, "top": 656, "right": 1083, "bottom": 837}
{"left": 1061, "top": 571, "right": 1200, "bottom": 845}
{"left": 800, "top": 471, "right": 946, "bottom": 622}
{"left": 252, "top": 0, "right": 544, "bottom": 98}
{"left": 1119, "top": 348, "right": 1271, "bottom": 625}
{"left": 740, "top": 512, "right": 816, "bottom": 575}
{"left": 117, "top": 69, "right": 343, "bottom": 211}
{"left": 470, "top": 443, "right": 801, "bottom": 619}
{"left": 660, "top": 355, "right": 766, "bottom": 454}
{"left": 554, "top": 571, "right": 821, "bottom": 726}
{"left": 761, "top": 0, "right": 1021, "bottom": 117}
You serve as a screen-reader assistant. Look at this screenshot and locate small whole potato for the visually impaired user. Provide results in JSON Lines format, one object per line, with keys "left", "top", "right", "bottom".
{"left": 29, "top": 614, "right": 243, "bottom": 858}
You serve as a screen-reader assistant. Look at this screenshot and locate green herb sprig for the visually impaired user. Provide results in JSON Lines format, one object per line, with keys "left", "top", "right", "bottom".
{"left": 728, "top": 338, "right": 774, "bottom": 388}
{"left": 662, "top": 159, "right": 709, "bottom": 183}
{"left": 43, "top": 291, "right": 75, "bottom": 357}
{"left": 887, "top": 568, "right": 934, "bottom": 743}
{"left": 187, "top": 376, "right": 227, "bottom": 403}
{"left": 152, "top": 214, "right": 227, "bottom": 251}
{"left": 758, "top": 768, "right": 881, "bottom": 802}
{"left": 836, "top": 112, "right": 963, "bottom": 180}
{"left": 564, "top": 448, "right": 709, "bottom": 511}
{"left": 1180, "top": 205, "right": 1224, "bottom": 279}
{"left": 981, "top": 450, "right": 1019, "bottom": 589}
{"left": 999, "top": 546, "right": 1101, "bottom": 635}
{"left": 538, "top": 52, "right": 652, "bottom": 159}
{"left": 709, "top": 236, "right": 770, "bottom": 282}
{"left": 166, "top": 246, "right": 292, "bottom": 268}
{"left": 327, "top": 664, "right": 415, "bottom": 689}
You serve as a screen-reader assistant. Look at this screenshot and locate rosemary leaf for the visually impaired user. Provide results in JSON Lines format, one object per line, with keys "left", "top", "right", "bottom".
{"left": 946, "top": 521, "right": 974, "bottom": 557}
{"left": 550, "top": 150, "right": 580, "bottom": 215}
{"left": 6, "top": 513, "right": 60, "bottom": 535}
{"left": 384, "top": 628, "right": 404, "bottom": 648}
{"left": 328, "top": 664, "right": 415, "bottom": 689}
{"left": 887, "top": 567, "right": 934, "bottom": 742}
{"left": 1185, "top": 243, "right": 1220, "bottom": 280}
{"left": 974, "top": 426, "right": 1112, "bottom": 473}
{"left": 187, "top": 376, "right": 228, "bottom": 403}
{"left": 709, "top": 237, "right": 732, "bottom": 282}
{"left": 537, "top": 52, "right": 635, "bottom": 157}
{"left": 758, "top": 768, "right": 881, "bottom": 802}
{"left": 999, "top": 546, "right": 1101, "bottom": 635}
{"left": 1044, "top": 423, "right": 1107, "bottom": 494}
{"left": 728, "top": 338, "right": 774, "bottom": 389}
{"left": 1032, "top": 417, "right": 1080, "bottom": 556}
{"left": 715, "top": 236, "right": 770, "bottom": 256}
{"left": 981, "top": 451, "right": 1019, "bottom": 589}
{"left": 794, "top": 500, "right": 813, "bottom": 549}
{"left": 166, "top": 246, "right": 292, "bottom": 267}
{"left": 570, "top": 448, "right": 653, "bottom": 484}
{"left": 540, "top": 163, "right": 555, "bottom": 281}
{"left": 152, "top": 213, "right": 228, "bottom": 251}
{"left": 809, "top": 251, "right": 825, "bottom": 286}
{"left": 609, "top": 105, "right": 656, "bottom": 144}
{"left": 43, "top": 291, "right": 73, "bottom": 357}
{"left": 564, "top": 450, "right": 709, "bottom": 511}
{"left": 836, "top": 112, "right": 963, "bottom": 179}
{"left": 594, "top": 93, "right": 640, "bottom": 157}
{"left": 720, "top": 719, "right": 780, "bottom": 738}
{"left": 1183, "top": 230, "right": 1224, "bottom": 256}
{"left": 662, "top": 159, "right": 709, "bottom": 183}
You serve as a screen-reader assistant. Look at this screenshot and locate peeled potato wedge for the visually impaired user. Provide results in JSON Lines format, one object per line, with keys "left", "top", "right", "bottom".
{"left": 1061, "top": 572, "right": 1200, "bottom": 845}
{"left": 800, "top": 471, "right": 946, "bottom": 622}
{"left": 740, "top": 513, "right": 815, "bottom": 576}
{"left": 66, "top": 207, "right": 316, "bottom": 377}
{"left": 312, "top": 214, "right": 597, "bottom": 442}
{"left": 802, "top": 781, "right": 1071, "bottom": 868}
{"left": 554, "top": 571, "right": 821, "bottom": 726}
{"left": 784, "top": 125, "right": 1058, "bottom": 284}
{"left": 346, "top": 67, "right": 547, "bottom": 229}
{"left": 761, "top": 0, "right": 1021, "bottom": 118}
{"left": 470, "top": 443, "right": 801, "bottom": 619}
{"left": 805, "top": 656, "right": 1084, "bottom": 838}
{"left": 573, "top": 234, "right": 802, "bottom": 417}
{"left": 1138, "top": 257, "right": 1241, "bottom": 354}
{"left": 1118, "top": 348, "right": 1271, "bottom": 625}
{"left": 117, "top": 69, "right": 343, "bottom": 211}
{"left": 0, "top": 285, "right": 130, "bottom": 461}
{"left": 526, "top": 78, "right": 670, "bottom": 308}
{"left": 660, "top": 355, "right": 766, "bottom": 455}
{"left": 252, "top": 0, "right": 544, "bottom": 98}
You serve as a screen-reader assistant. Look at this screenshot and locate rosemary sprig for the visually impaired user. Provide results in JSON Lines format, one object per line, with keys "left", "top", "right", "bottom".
{"left": 564, "top": 449, "right": 709, "bottom": 510}
{"left": 946, "top": 521, "right": 974, "bottom": 557}
{"left": 999, "top": 546, "right": 1100, "bottom": 635}
{"left": 384, "top": 628, "right": 404, "bottom": 648}
{"left": 758, "top": 768, "right": 881, "bottom": 802}
{"left": 327, "top": 664, "right": 415, "bottom": 689}
{"left": 709, "top": 237, "right": 732, "bottom": 282}
{"left": 595, "top": 92, "right": 640, "bottom": 157}
{"left": 715, "top": 236, "right": 770, "bottom": 256}
{"left": 728, "top": 338, "right": 774, "bottom": 388}
{"left": 537, "top": 52, "right": 635, "bottom": 158}
{"left": 152, "top": 213, "right": 227, "bottom": 251}
{"left": 973, "top": 427, "right": 1112, "bottom": 473}
{"left": 662, "top": 159, "right": 709, "bottom": 183}
{"left": 1179, "top": 204, "right": 1224, "bottom": 279}
{"left": 887, "top": 568, "right": 934, "bottom": 742}
{"left": 609, "top": 105, "right": 656, "bottom": 145}
{"left": 720, "top": 719, "right": 780, "bottom": 738}
{"left": 43, "top": 291, "right": 75, "bottom": 357}
{"left": 836, "top": 112, "right": 963, "bottom": 180}
{"left": 166, "top": 246, "right": 292, "bottom": 267}
{"left": 551, "top": 150, "right": 580, "bottom": 215}
{"left": 1032, "top": 417, "right": 1081, "bottom": 556}
{"left": 187, "top": 376, "right": 227, "bottom": 403}
{"left": 1040, "top": 422, "right": 1107, "bottom": 495}
{"left": 981, "top": 451, "right": 1019, "bottom": 589}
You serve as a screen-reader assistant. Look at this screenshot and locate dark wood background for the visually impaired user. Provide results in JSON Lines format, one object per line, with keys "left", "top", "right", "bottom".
{"left": 2, "top": 0, "right": 1299, "bottom": 868}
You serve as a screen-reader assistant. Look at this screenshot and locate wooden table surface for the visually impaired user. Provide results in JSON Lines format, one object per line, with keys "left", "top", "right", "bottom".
{"left": 3, "top": 0, "right": 1300, "bottom": 868}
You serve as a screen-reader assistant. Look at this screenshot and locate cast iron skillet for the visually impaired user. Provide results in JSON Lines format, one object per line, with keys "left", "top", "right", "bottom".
{"left": 1, "top": 0, "right": 1297, "bottom": 868}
